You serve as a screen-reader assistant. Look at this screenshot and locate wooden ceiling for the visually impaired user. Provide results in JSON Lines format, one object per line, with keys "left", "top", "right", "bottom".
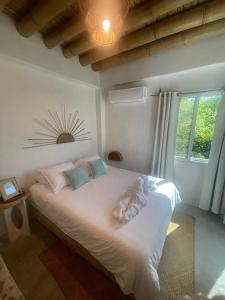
{"left": 1, "top": 0, "right": 225, "bottom": 72}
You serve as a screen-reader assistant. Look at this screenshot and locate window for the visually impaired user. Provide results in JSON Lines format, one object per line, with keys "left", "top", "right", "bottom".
{"left": 176, "top": 91, "right": 223, "bottom": 161}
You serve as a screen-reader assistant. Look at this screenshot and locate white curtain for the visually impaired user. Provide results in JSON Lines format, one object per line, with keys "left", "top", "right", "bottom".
{"left": 151, "top": 91, "right": 180, "bottom": 180}
{"left": 199, "top": 95, "right": 225, "bottom": 221}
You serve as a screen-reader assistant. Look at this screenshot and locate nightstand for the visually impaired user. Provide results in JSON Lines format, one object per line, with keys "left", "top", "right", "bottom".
{"left": 0, "top": 192, "right": 30, "bottom": 243}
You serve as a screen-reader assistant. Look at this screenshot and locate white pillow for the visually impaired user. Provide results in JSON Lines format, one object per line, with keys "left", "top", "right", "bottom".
{"left": 34, "top": 172, "right": 49, "bottom": 185}
{"left": 73, "top": 155, "right": 108, "bottom": 177}
{"left": 38, "top": 161, "right": 74, "bottom": 193}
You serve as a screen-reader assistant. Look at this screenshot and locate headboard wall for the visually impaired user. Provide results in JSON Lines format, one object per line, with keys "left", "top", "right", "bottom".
{"left": 0, "top": 55, "right": 98, "bottom": 190}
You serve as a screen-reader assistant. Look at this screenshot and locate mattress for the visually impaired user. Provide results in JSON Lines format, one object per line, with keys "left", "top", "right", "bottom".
{"left": 30, "top": 166, "right": 181, "bottom": 300}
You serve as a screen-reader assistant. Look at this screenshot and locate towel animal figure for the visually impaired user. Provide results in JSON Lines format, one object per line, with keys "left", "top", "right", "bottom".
{"left": 113, "top": 176, "right": 158, "bottom": 223}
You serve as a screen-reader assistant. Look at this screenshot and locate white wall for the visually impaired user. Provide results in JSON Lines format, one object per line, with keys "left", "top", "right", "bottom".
{"left": 0, "top": 55, "right": 98, "bottom": 187}
{"left": 95, "top": 89, "right": 106, "bottom": 156}
{"left": 105, "top": 96, "right": 157, "bottom": 173}
{"left": 0, "top": 55, "right": 99, "bottom": 235}
{"left": 99, "top": 34, "right": 225, "bottom": 87}
{"left": 0, "top": 14, "right": 99, "bottom": 87}
{"left": 174, "top": 160, "right": 207, "bottom": 206}
{"left": 104, "top": 63, "right": 225, "bottom": 206}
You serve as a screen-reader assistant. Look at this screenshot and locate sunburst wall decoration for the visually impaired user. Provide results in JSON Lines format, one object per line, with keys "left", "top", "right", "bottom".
{"left": 25, "top": 105, "right": 91, "bottom": 149}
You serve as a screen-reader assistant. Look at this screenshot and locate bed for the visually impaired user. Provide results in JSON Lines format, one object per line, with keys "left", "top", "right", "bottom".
{"left": 29, "top": 166, "right": 181, "bottom": 300}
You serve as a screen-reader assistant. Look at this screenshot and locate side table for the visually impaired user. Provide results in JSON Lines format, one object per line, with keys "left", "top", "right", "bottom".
{"left": 0, "top": 192, "right": 30, "bottom": 243}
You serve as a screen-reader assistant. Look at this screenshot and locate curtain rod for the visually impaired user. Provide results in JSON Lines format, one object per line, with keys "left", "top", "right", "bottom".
{"left": 150, "top": 88, "right": 224, "bottom": 97}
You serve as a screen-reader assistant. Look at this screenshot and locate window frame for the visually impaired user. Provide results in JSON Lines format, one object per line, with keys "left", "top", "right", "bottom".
{"left": 175, "top": 90, "right": 223, "bottom": 163}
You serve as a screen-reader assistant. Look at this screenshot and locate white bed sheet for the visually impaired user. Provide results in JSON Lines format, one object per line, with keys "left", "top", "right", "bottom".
{"left": 30, "top": 166, "right": 181, "bottom": 300}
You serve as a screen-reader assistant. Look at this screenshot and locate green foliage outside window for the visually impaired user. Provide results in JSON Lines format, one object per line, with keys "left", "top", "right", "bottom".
{"left": 176, "top": 97, "right": 194, "bottom": 158}
{"left": 176, "top": 93, "right": 221, "bottom": 160}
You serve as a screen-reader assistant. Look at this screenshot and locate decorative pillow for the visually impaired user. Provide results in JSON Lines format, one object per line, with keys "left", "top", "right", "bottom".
{"left": 73, "top": 155, "right": 108, "bottom": 177}
{"left": 38, "top": 161, "right": 74, "bottom": 193}
{"left": 74, "top": 160, "right": 92, "bottom": 177}
{"left": 88, "top": 159, "right": 107, "bottom": 178}
{"left": 64, "top": 167, "right": 90, "bottom": 190}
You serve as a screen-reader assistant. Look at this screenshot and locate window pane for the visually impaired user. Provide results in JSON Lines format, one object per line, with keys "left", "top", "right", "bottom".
{"left": 191, "top": 94, "right": 221, "bottom": 159}
{"left": 176, "top": 97, "right": 195, "bottom": 158}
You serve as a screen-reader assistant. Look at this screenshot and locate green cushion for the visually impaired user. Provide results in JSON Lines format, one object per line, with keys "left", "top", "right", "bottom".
{"left": 64, "top": 167, "right": 90, "bottom": 190}
{"left": 89, "top": 159, "right": 107, "bottom": 178}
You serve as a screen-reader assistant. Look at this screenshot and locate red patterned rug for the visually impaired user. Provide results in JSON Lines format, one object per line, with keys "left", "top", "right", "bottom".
{"left": 39, "top": 241, "right": 130, "bottom": 300}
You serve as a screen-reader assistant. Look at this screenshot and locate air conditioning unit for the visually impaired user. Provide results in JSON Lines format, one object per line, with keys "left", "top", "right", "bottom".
{"left": 108, "top": 87, "right": 148, "bottom": 104}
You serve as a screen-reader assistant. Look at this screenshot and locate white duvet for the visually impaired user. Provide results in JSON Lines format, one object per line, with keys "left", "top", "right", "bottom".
{"left": 30, "top": 166, "right": 181, "bottom": 300}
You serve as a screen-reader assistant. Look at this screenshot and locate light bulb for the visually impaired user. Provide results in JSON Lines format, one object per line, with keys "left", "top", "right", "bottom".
{"left": 102, "top": 19, "right": 111, "bottom": 32}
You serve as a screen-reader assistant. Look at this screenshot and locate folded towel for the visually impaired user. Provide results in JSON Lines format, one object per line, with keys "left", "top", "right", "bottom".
{"left": 113, "top": 175, "right": 157, "bottom": 223}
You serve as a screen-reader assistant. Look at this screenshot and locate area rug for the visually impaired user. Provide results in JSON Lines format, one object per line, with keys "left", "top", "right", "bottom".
{"left": 39, "top": 213, "right": 195, "bottom": 300}
{"left": 159, "top": 213, "right": 195, "bottom": 299}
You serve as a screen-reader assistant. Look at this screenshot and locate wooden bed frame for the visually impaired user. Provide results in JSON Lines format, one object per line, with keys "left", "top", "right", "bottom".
{"left": 29, "top": 204, "right": 134, "bottom": 299}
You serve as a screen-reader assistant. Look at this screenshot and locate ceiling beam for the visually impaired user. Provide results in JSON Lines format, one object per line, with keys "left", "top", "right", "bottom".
{"left": 16, "top": 0, "right": 76, "bottom": 37}
{"left": 44, "top": 17, "right": 85, "bottom": 49}
{"left": 92, "top": 18, "right": 225, "bottom": 72}
{"left": 0, "top": 0, "right": 9, "bottom": 12}
{"left": 79, "top": 0, "right": 225, "bottom": 66}
{"left": 63, "top": 34, "right": 92, "bottom": 57}
{"left": 44, "top": 0, "right": 195, "bottom": 50}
